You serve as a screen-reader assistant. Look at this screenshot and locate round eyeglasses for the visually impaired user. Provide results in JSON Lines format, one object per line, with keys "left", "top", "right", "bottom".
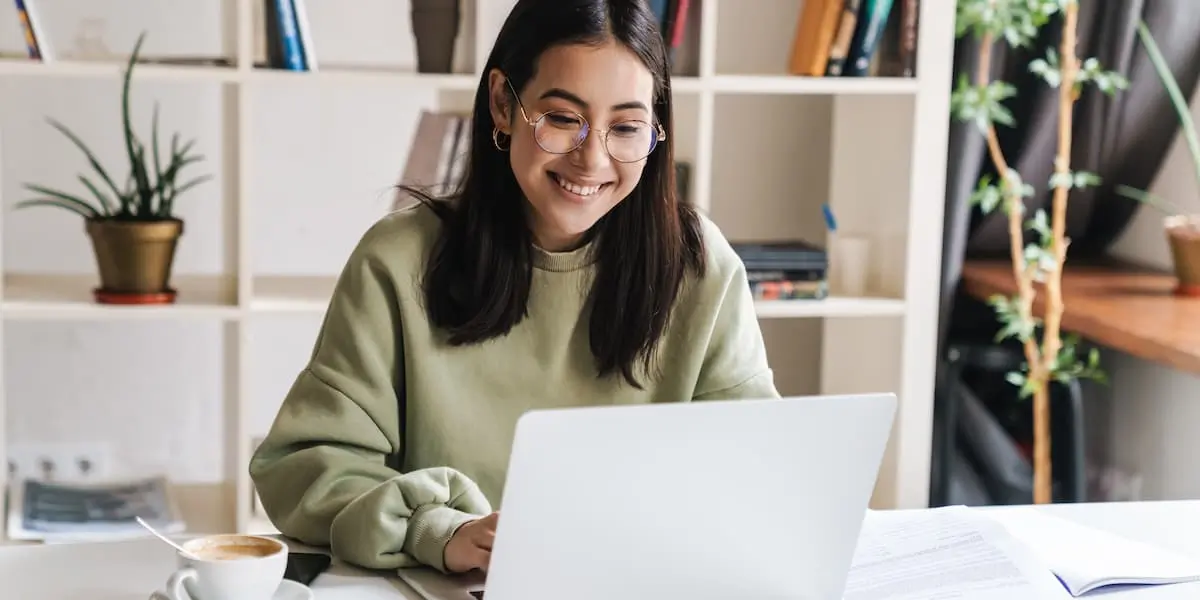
{"left": 505, "top": 78, "right": 666, "bottom": 163}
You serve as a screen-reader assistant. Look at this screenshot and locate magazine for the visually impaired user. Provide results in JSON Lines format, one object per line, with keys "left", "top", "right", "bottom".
{"left": 5, "top": 474, "right": 185, "bottom": 542}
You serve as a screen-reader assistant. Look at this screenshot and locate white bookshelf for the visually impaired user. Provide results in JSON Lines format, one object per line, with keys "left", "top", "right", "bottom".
{"left": 0, "top": 0, "right": 955, "bottom": 539}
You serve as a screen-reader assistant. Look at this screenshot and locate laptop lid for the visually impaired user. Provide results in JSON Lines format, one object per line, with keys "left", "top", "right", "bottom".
{"left": 482, "top": 393, "right": 897, "bottom": 600}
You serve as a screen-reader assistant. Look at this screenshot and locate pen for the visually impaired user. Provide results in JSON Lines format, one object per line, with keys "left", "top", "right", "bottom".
{"left": 822, "top": 203, "right": 838, "bottom": 233}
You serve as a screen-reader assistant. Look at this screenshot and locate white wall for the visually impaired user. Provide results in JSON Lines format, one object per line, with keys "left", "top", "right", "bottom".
{"left": 0, "top": 0, "right": 833, "bottom": 487}
{"left": 1092, "top": 79, "right": 1200, "bottom": 501}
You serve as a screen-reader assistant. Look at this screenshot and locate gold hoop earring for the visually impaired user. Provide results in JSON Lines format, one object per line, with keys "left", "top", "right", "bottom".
{"left": 492, "top": 127, "right": 511, "bottom": 151}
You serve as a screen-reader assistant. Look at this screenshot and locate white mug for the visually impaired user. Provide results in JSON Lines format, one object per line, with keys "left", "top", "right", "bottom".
{"left": 150, "top": 534, "right": 288, "bottom": 600}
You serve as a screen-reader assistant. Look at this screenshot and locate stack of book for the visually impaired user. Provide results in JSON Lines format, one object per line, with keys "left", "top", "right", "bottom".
{"left": 731, "top": 241, "right": 828, "bottom": 300}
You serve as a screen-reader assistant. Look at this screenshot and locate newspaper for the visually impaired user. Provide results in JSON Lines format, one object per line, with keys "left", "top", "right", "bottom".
{"left": 5, "top": 474, "right": 185, "bottom": 542}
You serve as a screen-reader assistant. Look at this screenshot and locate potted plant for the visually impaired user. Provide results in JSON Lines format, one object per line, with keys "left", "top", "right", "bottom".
{"left": 16, "top": 32, "right": 209, "bottom": 305}
{"left": 1114, "top": 21, "right": 1200, "bottom": 297}
{"left": 951, "top": 0, "right": 1124, "bottom": 503}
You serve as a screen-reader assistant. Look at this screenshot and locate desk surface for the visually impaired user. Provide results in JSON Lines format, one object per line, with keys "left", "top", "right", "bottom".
{"left": 2, "top": 500, "right": 1199, "bottom": 599}
{"left": 961, "top": 260, "right": 1200, "bottom": 375}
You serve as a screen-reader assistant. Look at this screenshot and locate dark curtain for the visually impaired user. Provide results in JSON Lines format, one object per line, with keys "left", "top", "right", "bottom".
{"left": 931, "top": 1, "right": 1200, "bottom": 505}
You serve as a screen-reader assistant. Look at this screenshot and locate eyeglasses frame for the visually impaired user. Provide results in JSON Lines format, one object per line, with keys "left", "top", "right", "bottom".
{"left": 503, "top": 77, "right": 667, "bottom": 164}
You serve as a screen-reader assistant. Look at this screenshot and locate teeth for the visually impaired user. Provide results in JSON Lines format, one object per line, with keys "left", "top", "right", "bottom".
{"left": 554, "top": 174, "right": 602, "bottom": 196}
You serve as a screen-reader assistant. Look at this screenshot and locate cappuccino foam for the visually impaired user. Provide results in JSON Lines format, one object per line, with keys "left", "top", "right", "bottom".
{"left": 187, "top": 535, "right": 281, "bottom": 561}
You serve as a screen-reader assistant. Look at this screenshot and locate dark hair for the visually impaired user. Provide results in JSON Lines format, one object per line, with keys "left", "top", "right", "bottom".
{"left": 405, "top": 0, "right": 706, "bottom": 388}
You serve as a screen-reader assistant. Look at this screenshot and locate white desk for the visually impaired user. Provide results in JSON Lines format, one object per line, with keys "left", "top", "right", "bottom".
{"left": 2, "top": 500, "right": 1198, "bottom": 599}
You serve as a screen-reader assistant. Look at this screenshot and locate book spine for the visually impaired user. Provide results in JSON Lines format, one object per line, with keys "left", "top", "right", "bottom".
{"left": 750, "top": 279, "right": 828, "bottom": 300}
{"left": 746, "top": 268, "right": 826, "bottom": 283}
{"left": 898, "top": 0, "right": 918, "bottom": 76}
{"left": 274, "top": 0, "right": 306, "bottom": 71}
{"left": 13, "top": 0, "right": 42, "bottom": 60}
{"left": 845, "top": 0, "right": 896, "bottom": 76}
{"left": 824, "top": 0, "right": 862, "bottom": 76}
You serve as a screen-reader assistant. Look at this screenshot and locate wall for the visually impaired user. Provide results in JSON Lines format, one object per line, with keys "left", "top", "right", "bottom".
{"left": 1094, "top": 78, "right": 1200, "bottom": 501}
{"left": 0, "top": 0, "right": 831, "bottom": 488}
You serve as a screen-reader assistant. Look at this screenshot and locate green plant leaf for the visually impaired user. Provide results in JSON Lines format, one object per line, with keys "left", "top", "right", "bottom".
{"left": 76, "top": 175, "right": 113, "bottom": 216}
{"left": 951, "top": 76, "right": 1017, "bottom": 133}
{"left": 956, "top": 0, "right": 1061, "bottom": 46}
{"left": 21, "top": 183, "right": 102, "bottom": 217}
{"left": 1114, "top": 184, "right": 1182, "bottom": 215}
{"left": 45, "top": 118, "right": 124, "bottom": 201}
{"left": 989, "top": 294, "right": 1039, "bottom": 343}
{"left": 14, "top": 197, "right": 98, "bottom": 218}
{"left": 1136, "top": 20, "right": 1200, "bottom": 199}
{"left": 1029, "top": 48, "right": 1062, "bottom": 87}
{"left": 123, "top": 32, "right": 154, "bottom": 211}
{"left": 970, "top": 175, "right": 1004, "bottom": 214}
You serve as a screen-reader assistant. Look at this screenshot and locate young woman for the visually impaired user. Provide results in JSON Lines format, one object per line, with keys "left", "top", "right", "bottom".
{"left": 250, "top": 0, "right": 778, "bottom": 576}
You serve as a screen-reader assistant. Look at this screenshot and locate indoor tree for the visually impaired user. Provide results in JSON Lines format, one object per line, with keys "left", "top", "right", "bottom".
{"left": 951, "top": 0, "right": 1125, "bottom": 503}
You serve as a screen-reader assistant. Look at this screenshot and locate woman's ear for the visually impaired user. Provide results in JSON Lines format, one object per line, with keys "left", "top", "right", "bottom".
{"left": 487, "top": 68, "right": 512, "bottom": 134}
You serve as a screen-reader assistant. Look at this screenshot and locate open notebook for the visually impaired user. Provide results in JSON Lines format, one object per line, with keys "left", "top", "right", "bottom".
{"left": 983, "top": 506, "right": 1200, "bottom": 596}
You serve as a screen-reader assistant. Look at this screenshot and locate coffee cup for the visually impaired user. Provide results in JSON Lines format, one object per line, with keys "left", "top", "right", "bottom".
{"left": 149, "top": 534, "right": 287, "bottom": 600}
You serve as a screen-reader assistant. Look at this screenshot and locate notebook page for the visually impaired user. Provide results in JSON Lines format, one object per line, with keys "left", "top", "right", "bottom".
{"left": 844, "top": 506, "right": 1072, "bottom": 599}
{"left": 983, "top": 507, "right": 1200, "bottom": 596}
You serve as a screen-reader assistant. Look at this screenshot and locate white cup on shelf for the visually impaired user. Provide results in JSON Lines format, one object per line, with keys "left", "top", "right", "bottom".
{"left": 829, "top": 235, "right": 870, "bottom": 297}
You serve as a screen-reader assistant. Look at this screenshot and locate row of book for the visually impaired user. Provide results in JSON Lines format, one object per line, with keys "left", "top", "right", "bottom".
{"left": 11, "top": 0, "right": 318, "bottom": 70}
{"left": 731, "top": 241, "right": 828, "bottom": 300}
{"left": 788, "top": 0, "right": 919, "bottom": 77}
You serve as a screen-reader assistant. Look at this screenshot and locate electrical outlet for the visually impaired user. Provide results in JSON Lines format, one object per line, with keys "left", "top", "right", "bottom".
{"left": 7, "top": 442, "right": 112, "bottom": 482}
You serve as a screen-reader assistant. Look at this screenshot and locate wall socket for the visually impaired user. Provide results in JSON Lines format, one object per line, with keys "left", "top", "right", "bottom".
{"left": 7, "top": 442, "right": 113, "bottom": 482}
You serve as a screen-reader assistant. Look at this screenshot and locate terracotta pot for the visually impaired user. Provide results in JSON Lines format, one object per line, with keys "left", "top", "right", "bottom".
{"left": 1165, "top": 214, "right": 1200, "bottom": 296}
{"left": 85, "top": 218, "right": 183, "bottom": 302}
{"left": 411, "top": 0, "right": 460, "bottom": 73}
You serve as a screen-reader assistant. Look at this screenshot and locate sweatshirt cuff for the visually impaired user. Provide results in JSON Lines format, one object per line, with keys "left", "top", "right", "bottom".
{"left": 402, "top": 504, "right": 479, "bottom": 573}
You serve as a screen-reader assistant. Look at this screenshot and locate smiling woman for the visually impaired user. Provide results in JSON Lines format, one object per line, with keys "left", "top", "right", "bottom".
{"left": 248, "top": 0, "right": 780, "bottom": 578}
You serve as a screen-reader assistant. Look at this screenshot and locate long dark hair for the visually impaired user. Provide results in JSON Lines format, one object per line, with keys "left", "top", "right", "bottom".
{"left": 405, "top": 0, "right": 706, "bottom": 388}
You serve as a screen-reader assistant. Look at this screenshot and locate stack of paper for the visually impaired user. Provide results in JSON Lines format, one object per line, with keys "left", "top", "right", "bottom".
{"left": 843, "top": 505, "right": 1072, "bottom": 599}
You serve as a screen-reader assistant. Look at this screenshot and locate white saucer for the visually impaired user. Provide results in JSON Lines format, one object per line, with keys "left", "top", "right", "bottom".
{"left": 275, "top": 580, "right": 314, "bottom": 600}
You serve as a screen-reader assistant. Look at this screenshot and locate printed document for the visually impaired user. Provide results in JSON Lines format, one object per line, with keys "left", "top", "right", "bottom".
{"left": 842, "top": 505, "right": 1071, "bottom": 599}
{"left": 983, "top": 506, "right": 1200, "bottom": 596}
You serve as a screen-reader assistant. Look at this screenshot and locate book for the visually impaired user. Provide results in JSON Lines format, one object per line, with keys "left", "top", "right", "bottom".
{"left": 982, "top": 506, "right": 1200, "bottom": 596}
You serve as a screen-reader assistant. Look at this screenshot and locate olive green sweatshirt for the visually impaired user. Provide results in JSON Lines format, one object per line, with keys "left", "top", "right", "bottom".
{"left": 248, "top": 203, "right": 778, "bottom": 573}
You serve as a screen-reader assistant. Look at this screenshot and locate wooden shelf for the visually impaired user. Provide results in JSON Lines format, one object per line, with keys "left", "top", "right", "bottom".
{"left": 961, "top": 259, "right": 1200, "bottom": 376}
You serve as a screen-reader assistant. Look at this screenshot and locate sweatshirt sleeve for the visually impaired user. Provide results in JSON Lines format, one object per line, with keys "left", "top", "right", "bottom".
{"left": 248, "top": 226, "right": 492, "bottom": 573}
{"left": 692, "top": 256, "right": 781, "bottom": 402}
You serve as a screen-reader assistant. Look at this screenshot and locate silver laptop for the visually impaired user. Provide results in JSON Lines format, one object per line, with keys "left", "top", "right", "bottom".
{"left": 400, "top": 393, "right": 896, "bottom": 600}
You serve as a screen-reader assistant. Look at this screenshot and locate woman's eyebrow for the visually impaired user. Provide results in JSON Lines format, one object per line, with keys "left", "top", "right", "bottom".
{"left": 538, "top": 87, "right": 649, "bottom": 112}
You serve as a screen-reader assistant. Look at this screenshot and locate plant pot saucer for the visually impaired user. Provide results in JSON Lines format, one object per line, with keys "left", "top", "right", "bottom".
{"left": 93, "top": 288, "right": 177, "bottom": 305}
{"left": 1174, "top": 282, "right": 1200, "bottom": 298}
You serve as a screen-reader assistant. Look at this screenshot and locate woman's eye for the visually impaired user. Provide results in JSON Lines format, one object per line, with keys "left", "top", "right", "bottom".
{"left": 546, "top": 113, "right": 582, "bottom": 127}
{"left": 612, "top": 123, "right": 646, "bottom": 137}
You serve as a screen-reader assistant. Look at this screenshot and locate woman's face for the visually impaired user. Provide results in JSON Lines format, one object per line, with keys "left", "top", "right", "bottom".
{"left": 489, "top": 40, "right": 658, "bottom": 252}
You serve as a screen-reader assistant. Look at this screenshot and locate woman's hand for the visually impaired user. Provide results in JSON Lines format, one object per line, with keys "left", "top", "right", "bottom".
{"left": 444, "top": 512, "right": 499, "bottom": 573}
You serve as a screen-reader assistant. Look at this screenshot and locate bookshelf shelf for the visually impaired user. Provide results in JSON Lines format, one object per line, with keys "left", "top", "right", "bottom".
{"left": 0, "top": 0, "right": 956, "bottom": 541}
{"left": 706, "top": 75, "right": 919, "bottom": 95}
{"left": 1, "top": 275, "right": 239, "bottom": 321}
{"left": 755, "top": 297, "right": 906, "bottom": 319}
{"left": 0, "top": 58, "right": 238, "bottom": 82}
